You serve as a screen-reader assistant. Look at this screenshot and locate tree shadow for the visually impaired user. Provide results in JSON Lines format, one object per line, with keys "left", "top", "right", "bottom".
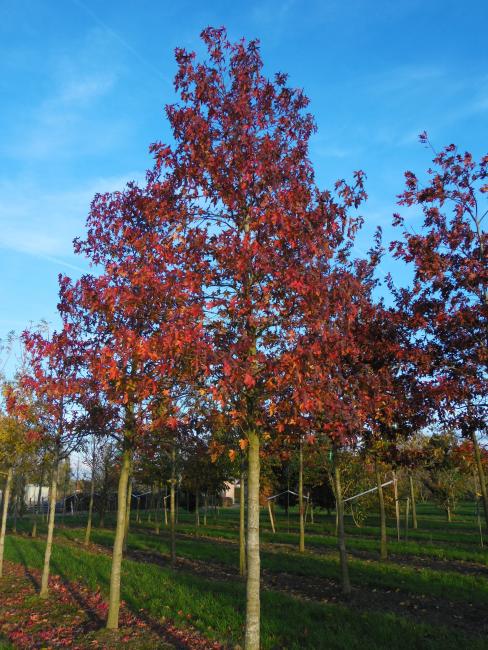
{"left": 10, "top": 537, "right": 39, "bottom": 590}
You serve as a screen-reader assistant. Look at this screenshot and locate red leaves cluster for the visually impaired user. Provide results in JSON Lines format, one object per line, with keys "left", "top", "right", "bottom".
{"left": 391, "top": 135, "right": 487, "bottom": 433}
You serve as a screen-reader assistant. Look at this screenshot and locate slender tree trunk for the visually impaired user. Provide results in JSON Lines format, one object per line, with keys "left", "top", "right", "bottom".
{"left": 0, "top": 467, "right": 14, "bottom": 577}
{"left": 155, "top": 482, "right": 161, "bottom": 534}
{"left": 195, "top": 490, "right": 200, "bottom": 527}
{"left": 405, "top": 496, "right": 410, "bottom": 539}
{"left": 150, "top": 482, "right": 157, "bottom": 524}
{"left": 409, "top": 472, "right": 418, "bottom": 529}
{"left": 45, "top": 472, "right": 51, "bottom": 524}
{"left": 244, "top": 430, "right": 260, "bottom": 650}
{"left": 239, "top": 468, "right": 246, "bottom": 577}
{"left": 392, "top": 470, "right": 400, "bottom": 541}
{"left": 333, "top": 461, "right": 351, "bottom": 595}
{"left": 32, "top": 478, "right": 43, "bottom": 538}
{"left": 473, "top": 471, "right": 484, "bottom": 548}
{"left": 40, "top": 457, "right": 59, "bottom": 598}
{"left": 12, "top": 478, "right": 19, "bottom": 534}
{"left": 170, "top": 446, "right": 176, "bottom": 567}
{"left": 471, "top": 431, "right": 488, "bottom": 530}
{"left": 163, "top": 485, "right": 168, "bottom": 527}
{"left": 176, "top": 486, "right": 179, "bottom": 525}
{"left": 84, "top": 466, "right": 96, "bottom": 546}
{"left": 123, "top": 477, "right": 132, "bottom": 553}
{"left": 106, "top": 448, "right": 131, "bottom": 629}
{"left": 375, "top": 459, "right": 387, "bottom": 560}
{"left": 446, "top": 503, "right": 451, "bottom": 522}
{"left": 62, "top": 464, "right": 67, "bottom": 516}
{"left": 203, "top": 491, "right": 208, "bottom": 527}
{"left": 267, "top": 500, "right": 276, "bottom": 533}
{"left": 298, "top": 436, "right": 305, "bottom": 553}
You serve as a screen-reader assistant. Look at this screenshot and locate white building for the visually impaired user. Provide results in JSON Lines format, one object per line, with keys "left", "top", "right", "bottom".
{"left": 24, "top": 484, "right": 49, "bottom": 506}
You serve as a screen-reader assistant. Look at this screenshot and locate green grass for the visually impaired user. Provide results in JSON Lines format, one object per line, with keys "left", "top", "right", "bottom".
{"left": 3, "top": 534, "right": 486, "bottom": 650}
{"left": 8, "top": 501, "right": 488, "bottom": 649}
{"left": 46, "top": 523, "right": 488, "bottom": 607}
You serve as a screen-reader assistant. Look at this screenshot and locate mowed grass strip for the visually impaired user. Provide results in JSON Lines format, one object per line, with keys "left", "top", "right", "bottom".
{"left": 47, "top": 521, "right": 488, "bottom": 608}
{"left": 3, "top": 534, "right": 486, "bottom": 650}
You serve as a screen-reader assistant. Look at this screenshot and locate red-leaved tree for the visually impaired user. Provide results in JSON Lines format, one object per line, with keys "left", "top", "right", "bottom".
{"left": 148, "top": 27, "right": 371, "bottom": 647}
{"left": 59, "top": 181, "right": 207, "bottom": 628}
{"left": 391, "top": 136, "right": 487, "bottom": 527}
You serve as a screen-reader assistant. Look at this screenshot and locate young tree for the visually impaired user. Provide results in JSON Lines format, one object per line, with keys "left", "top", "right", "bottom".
{"left": 0, "top": 401, "right": 35, "bottom": 576}
{"left": 148, "top": 28, "right": 372, "bottom": 646}
{"left": 60, "top": 180, "right": 206, "bottom": 629}
{"left": 16, "top": 328, "right": 83, "bottom": 598}
{"left": 391, "top": 137, "right": 487, "bottom": 525}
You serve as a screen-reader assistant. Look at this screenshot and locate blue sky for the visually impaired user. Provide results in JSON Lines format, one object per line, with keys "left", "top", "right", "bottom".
{"left": 1, "top": 0, "right": 487, "bottom": 372}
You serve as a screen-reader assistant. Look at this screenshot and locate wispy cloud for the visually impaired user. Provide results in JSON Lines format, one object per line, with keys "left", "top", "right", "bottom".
{"left": 0, "top": 173, "right": 141, "bottom": 269}
{"left": 250, "top": 0, "right": 297, "bottom": 41}
{"left": 70, "top": 0, "right": 171, "bottom": 85}
{"left": 4, "top": 74, "right": 123, "bottom": 161}
{"left": 1, "top": 25, "right": 129, "bottom": 162}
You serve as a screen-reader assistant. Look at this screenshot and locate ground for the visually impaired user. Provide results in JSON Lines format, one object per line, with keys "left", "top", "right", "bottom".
{"left": 0, "top": 501, "right": 487, "bottom": 649}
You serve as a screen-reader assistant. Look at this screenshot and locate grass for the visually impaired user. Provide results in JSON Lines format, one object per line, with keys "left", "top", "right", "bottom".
{"left": 47, "top": 524, "right": 488, "bottom": 606}
{"left": 6, "top": 500, "right": 488, "bottom": 649}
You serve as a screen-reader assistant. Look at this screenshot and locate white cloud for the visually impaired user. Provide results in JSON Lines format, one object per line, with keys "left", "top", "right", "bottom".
{"left": 1, "top": 25, "right": 129, "bottom": 162}
{"left": 3, "top": 70, "right": 123, "bottom": 161}
{"left": 0, "top": 173, "right": 142, "bottom": 266}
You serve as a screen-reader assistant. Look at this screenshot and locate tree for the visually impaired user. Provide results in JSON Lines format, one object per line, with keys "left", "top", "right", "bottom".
{"left": 146, "top": 27, "right": 377, "bottom": 647}
{"left": 59, "top": 179, "right": 206, "bottom": 629}
{"left": 16, "top": 328, "right": 83, "bottom": 598}
{"left": 391, "top": 136, "right": 487, "bottom": 526}
{"left": 0, "top": 397, "right": 35, "bottom": 577}
{"left": 424, "top": 433, "right": 469, "bottom": 521}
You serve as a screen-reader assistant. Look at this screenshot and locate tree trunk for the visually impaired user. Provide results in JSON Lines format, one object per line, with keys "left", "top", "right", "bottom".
{"left": 244, "top": 430, "right": 260, "bottom": 650}
{"left": 84, "top": 465, "right": 96, "bottom": 546}
{"left": 405, "top": 496, "right": 410, "bottom": 539}
{"left": 45, "top": 471, "right": 52, "bottom": 524}
{"left": 151, "top": 482, "right": 157, "bottom": 524}
{"left": 298, "top": 436, "right": 305, "bottom": 553}
{"left": 473, "top": 471, "right": 484, "bottom": 548}
{"left": 375, "top": 460, "right": 387, "bottom": 560}
{"left": 203, "top": 491, "right": 208, "bottom": 527}
{"left": 155, "top": 482, "right": 161, "bottom": 534}
{"left": 239, "top": 469, "right": 246, "bottom": 577}
{"left": 106, "top": 448, "right": 131, "bottom": 629}
{"left": 12, "top": 478, "right": 19, "bottom": 534}
{"left": 170, "top": 446, "right": 176, "bottom": 567}
{"left": 40, "top": 457, "right": 59, "bottom": 598}
{"left": 163, "top": 485, "right": 168, "bottom": 527}
{"left": 471, "top": 431, "right": 488, "bottom": 530}
{"left": 0, "top": 467, "right": 14, "bottom": 577}
{"left": 409, "top": 472, "right": 418, "bottom": 529}
{"left": 32, "top": 479, "right": 43, "bottom": 538}
{"left": 392, "top": 470, "right": 400, "bottom": 541}
{"left": 123, "top": 478, "right": 132, "bottom": 554}
{"left": 267, "top": 500, "right": 276, "bottom": 533}
{"left": 195, "top": 490, "right": 200, "bottom": 527}
{"left": 333, "top": 461, "right": 351, "bottom": 596}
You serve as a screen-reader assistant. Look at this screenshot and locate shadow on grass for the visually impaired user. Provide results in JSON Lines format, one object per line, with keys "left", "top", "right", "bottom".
{"left": 10, "top": 537, "right": 39, "bottom": 590}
